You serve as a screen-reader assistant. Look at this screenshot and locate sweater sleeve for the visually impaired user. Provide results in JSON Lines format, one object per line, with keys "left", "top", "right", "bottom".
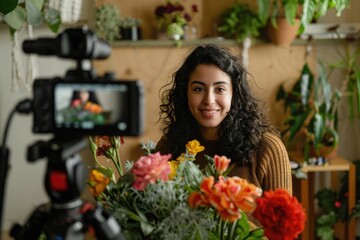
{"left": 259, "top": 133, "right": 293, "bottom": 194}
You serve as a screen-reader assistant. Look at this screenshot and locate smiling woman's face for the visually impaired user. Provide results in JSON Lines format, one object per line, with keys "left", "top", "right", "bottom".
{"left": 187, "top": 64, "right": 233, "bottom": 140}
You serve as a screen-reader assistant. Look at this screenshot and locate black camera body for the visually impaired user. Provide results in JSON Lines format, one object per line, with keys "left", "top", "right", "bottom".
{"left": 24, "top": 26, "right": 144, "bottom": 137}
{"left": 33, "top": 78, "right": 144, "bottom": 136}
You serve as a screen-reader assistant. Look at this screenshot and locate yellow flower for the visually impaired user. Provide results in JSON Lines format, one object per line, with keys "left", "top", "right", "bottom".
{"left": 168, "top": 160, "right": 180, "bottom": 180}
{"left": 88, "top": 169, "right": 110, "bottom": 196}
{"left": 186, "top": 140, "right": 205, "bottom": 155}
{"left": 176, "top": 153, "right": 186, "bottom": 162}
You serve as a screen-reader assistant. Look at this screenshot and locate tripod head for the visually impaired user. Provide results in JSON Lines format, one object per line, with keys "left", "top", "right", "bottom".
{"left": 27, "top": 136, "right": 87, "bottom": 204}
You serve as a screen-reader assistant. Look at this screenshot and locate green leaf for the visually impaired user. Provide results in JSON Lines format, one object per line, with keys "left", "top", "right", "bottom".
{"left": 299, "top": 63, "right": 313, "bottom": 106}
{"left": 4, "top": 5, "right": 26, "bottom": 30}
{"left": 311, "top": 112, "right": 324, "bottom": 148}
{"left": 283, "top": 0, "right": 298, "bottom": 25}
{"left": 26, "top": 0, "right": 44, "bottom": 26}
{"left": 44, "top": 8, "right": 61, "bottom": 33}
{"left": 0, "top": 0, "right": 18, "bottom": 15}
{"left": 355, "top": 71, "right": 360, "bottom": 117}
{"left": 257, "top": 0, "right": 270, "bottom": 25}
{"left": 316, "top": 225, "right": 334, "bottom": 240}
{"left": 288, "top": 110, "right": 309, "bottom": 141}
{"left": 133, "top": 203, "right": 154, "bottom": 236}
{"left": 235, "top": 212, "right": 250, "bottom": 238}
{"left": 97, "top": 166, "right": 114, "bottom": 179}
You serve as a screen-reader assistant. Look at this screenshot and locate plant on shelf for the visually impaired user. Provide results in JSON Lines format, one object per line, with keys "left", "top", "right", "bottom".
{"left": 276, "top": 62, "right": 341, "bottom": 161}
{"left": 315, "top": 159, "right": 360, "bottom": 239}
{"left": 118, "top": 16, "right": 142, "bottom": 40}
{"left": 94, "top": 3, "right": 121, "bottom": 43}
{"left": 0, "top": 0, "right": 61, "bottom": 35}
{"left": 257, "top": 0, "right": 351, "bottom": 33}
{"left": 217, "top": 2, "right": 262, "bottom": 43}
{"left": 327, "top": 34, "right": 360, "bottom": 121}
{"left": 154, "top": 0, "right": 198, "bottom": 41}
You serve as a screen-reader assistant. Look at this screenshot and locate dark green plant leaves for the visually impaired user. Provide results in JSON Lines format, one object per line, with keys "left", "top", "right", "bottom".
{"left": 218, "top": 3, "right": 262, "bottom": 42}
{"left": 0, "top": 0, "right": 18, "bottom": 15}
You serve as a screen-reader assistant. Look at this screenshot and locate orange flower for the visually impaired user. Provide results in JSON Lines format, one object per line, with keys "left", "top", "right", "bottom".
{"left": 188, "top": 176, "right": 261, "bottom": 222}
{"left": 88, "top": 169, "right": 110, "bottom": 196}
{"left": 253, "top": 189, "right": 306, "bottom": 240}
{"left": 214, "top": 155, "right": 231, "bottom": 175}
{"left": 186, "top": 140, "right": 205, "bottom": 155}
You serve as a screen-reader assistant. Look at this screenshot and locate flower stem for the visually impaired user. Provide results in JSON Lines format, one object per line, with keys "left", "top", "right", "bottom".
{"left": 114, "top": 148, "right": 123, "bottom": 176}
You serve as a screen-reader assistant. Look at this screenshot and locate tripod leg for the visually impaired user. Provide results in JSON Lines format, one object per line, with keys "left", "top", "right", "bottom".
{"left": 9, "top": 204, "right": 48, "bottom": 240}
{"left": 83, "top": 203, "right": 125, "bottom": 240}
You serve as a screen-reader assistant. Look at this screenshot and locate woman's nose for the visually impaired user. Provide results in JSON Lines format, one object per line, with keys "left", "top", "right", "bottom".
{"left": 203, "top": 91, "right": 215, "bottom": 105}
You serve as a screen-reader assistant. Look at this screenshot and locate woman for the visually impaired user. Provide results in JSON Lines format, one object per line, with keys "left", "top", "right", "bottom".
{"left": 156, "top": 44, "right": 292, "bottom": 194}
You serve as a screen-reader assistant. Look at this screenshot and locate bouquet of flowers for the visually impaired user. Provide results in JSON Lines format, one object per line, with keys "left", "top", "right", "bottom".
{"left": 154, "top": 0, "right": 198, "bottom": 40}
{"left": 88, "top": 137, "right": 306, "bottom": 240}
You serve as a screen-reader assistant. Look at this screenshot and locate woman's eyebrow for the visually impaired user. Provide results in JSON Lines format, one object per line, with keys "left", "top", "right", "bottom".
{"left": 189, "top": 80, "right": 229, "bottom": 85}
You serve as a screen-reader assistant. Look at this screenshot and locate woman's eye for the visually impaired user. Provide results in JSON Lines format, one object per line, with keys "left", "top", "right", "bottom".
{"left": 216, "top": 87, "right": 226, "bottom": 92}
{"left": 193, "top": 87, "right": 204, "bottom": 92}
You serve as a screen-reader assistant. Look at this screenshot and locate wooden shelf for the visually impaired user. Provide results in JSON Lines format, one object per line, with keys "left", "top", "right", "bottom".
{"left": 111, "top": 37, "right": 241, "bottom": 48}
{"left": 110, "top": 37, "right": 359, "bottom": 48}
{"left": 292, "top": 156, "right": 356, "bottom": 240}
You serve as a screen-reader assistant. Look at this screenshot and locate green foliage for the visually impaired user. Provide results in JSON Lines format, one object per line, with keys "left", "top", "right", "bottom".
{"left": 217, "top": 2, "right": 262, "bottom": 42}
{"left": 327, "top": 38, "right": 360, "bottom": 121}
{"left": 119, "top": 16, "right": 142, "bottom": 28}
{"left": 0, "top": 0, "right": 61, "bottom": 35}
{"left": 94, "top": 4, "right": 121, "bottom": 43}
{"left": 257, "top": 0, "right": 350, "bottom": 33}
{"left": 314, "top": 160, "right": 360, "bottom": 239}
{"left": 276, "top": 62, "right": 341, "bottom": 160}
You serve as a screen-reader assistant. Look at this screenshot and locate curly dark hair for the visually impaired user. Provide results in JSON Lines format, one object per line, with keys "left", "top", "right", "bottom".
{"left": 159, "top": 44, "right": 277, "bottom": 166}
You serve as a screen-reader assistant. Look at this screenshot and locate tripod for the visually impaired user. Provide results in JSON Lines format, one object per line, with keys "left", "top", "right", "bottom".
{"left": 9, "top": 136, "right": 125, "bottom": 240}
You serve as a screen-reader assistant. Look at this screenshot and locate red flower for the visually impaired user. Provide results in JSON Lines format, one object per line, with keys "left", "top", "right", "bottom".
{"left": 253, "top": 189, "right": 306, "bottom": 240}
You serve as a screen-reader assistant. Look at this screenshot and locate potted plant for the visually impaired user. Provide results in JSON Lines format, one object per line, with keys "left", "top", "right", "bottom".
{"left": 94, "top": 4, "right": 121, "bottom": 43}
{"left": 217, "top": 2, "right": 262, "bottom": 43}
{"left": 256, "top": 0, "right": 351, "bottom": 45}
{"left": 276, "top": 62, "right": 341, "bottom": 161}
{"left": 118, "top": 16, "right": 142, "bottom": 41}
{"left": 315, "top": 159, "right": 360, "bottom": 239}
{"left": 154, "top": 1, "right": 198, "bottom": 41}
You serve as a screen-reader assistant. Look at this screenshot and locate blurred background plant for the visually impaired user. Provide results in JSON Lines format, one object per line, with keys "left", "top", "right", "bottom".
{"left": 94, "top": 3, "right": 120, "bottom": 43}
{"left": 257, "top": 0, "right": 351, "bottom": 33}
{"left": 315, "top": 159, "right": 360, "bottom": 239}
{"left": 276, "top": 62, "right": 341, "bottom": 161}
{"left": 0, "top": 0, "right": 61, "bottom": 35}
{"left": 118, "top": 16, "right": 142, "bottom": 40}
{"left": 154, "top": 0, "right": 198, "bottom": 40}
{"left": 217, "top": 2, "right": 262, "bottom": 43}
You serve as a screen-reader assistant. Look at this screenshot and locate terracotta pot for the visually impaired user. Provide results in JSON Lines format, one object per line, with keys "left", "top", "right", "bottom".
{"left": 310, "top": 144, "right": 338, "bottom": 160}
{"left": 266, "top": 18, "right": 300, "bottom": 46}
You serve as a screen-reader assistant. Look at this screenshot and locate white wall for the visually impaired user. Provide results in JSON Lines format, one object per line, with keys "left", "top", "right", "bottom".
{"left": 0, "top": 25, "right": 76, "bottom": 231}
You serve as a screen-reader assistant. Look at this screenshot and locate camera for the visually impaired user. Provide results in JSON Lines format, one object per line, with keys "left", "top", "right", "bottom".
{"left": 25, "top": 26, "right": 144, "bottom": 137}
{"left": 33, "top": 79, "right": 144, "bottom": 136}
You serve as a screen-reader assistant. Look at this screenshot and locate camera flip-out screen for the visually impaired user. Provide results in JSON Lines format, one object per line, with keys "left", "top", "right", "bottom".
{"left": 33, "top": 79, "right": 144, "bottom": 136}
